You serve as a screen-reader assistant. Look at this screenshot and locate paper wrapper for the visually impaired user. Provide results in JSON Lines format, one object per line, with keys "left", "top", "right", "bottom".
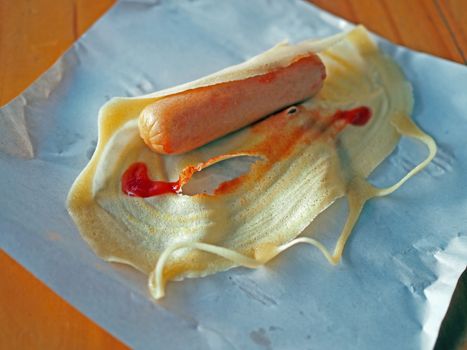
{"left": 1, "top": 1, "right": 466, "bottom": 349}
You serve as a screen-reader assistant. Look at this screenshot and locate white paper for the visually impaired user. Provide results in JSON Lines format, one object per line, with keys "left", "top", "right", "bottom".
{"left": 1, "top": 1, "right": 466, "bottom": 349}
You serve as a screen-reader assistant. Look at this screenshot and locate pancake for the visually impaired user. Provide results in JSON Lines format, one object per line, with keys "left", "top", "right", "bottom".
{"left": 67, "top": 27, "right": 436, "bottom": 299}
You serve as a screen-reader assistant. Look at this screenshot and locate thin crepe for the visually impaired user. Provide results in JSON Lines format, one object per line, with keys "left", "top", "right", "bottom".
{"left": 67, "top": 26, "right": 436, "bottom": 299}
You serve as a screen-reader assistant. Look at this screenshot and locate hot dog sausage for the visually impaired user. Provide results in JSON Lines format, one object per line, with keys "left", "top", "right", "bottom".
{"left": 138, "top": 53, "right": 325, "bottom": 154}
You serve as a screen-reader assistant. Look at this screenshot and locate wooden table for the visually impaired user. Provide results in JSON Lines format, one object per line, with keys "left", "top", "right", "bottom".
{"left": 1, "top": 1, "right": 465, "bottom": 349}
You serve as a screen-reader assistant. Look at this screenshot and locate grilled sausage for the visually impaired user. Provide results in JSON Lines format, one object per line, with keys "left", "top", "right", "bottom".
{"left": 138, "top": 53, "right": 326, "bottom": 154}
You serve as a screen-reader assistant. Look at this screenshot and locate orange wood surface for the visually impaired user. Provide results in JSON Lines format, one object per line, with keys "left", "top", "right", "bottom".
{"left": 1, "top": 1, "right": 466, "bottom": 349}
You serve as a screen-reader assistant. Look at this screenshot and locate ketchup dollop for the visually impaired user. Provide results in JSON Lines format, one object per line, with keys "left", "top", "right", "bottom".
{"left": 122, "top": 162, "right": 180, "bottom": 197}
{"left": 334, "top": 106, "right": 372, "bottom": 126}
{"left": 121, "top": 106, "right": 372, "bottom": 198}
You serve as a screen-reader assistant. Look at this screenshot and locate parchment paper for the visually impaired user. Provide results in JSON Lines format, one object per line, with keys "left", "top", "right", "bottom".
{"left": 1, "top": 1, "right": 466, "bottom": 349}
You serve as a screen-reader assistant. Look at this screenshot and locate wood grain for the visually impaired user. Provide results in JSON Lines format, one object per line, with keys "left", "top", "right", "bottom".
{"left": 0, "top": 0, "right": 115, "bottom": 106}
{"left": 310, "top": 0, "right": 466, "bottom": 63}
{"left": 0, "top": 251, "right": 128, "bottom": 350}
{"left": 1, "top": 0, "right": 465, "bottom": 349}
{"left": 436, "top": 0, "right": 467, "bottom": 62}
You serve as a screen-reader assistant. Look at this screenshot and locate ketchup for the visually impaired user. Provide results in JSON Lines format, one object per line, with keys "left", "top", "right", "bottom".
{"left": 334, "top": 106, "right": 372, "bottom": 126}
{"left": 121, "top": 106, "right": 372, "bottom": 198}
{"left": 121, "top": 162, "right": 180, "bottom": 197}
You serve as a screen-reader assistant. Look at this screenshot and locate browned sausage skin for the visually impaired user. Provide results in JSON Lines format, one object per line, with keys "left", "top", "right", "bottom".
{"left": 139, "top": 53, "right": 326, "bottom": 155}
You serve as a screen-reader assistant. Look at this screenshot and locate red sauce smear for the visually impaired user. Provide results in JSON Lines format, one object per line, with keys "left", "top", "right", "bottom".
{"left": 334, "top": 106, "right": 372, "bottom": 126}
{"left": 122, "top": 162, "right": 180, "bottom": 197}
{"left": 122, "top": 106, "right": 372, "bottom": 198}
